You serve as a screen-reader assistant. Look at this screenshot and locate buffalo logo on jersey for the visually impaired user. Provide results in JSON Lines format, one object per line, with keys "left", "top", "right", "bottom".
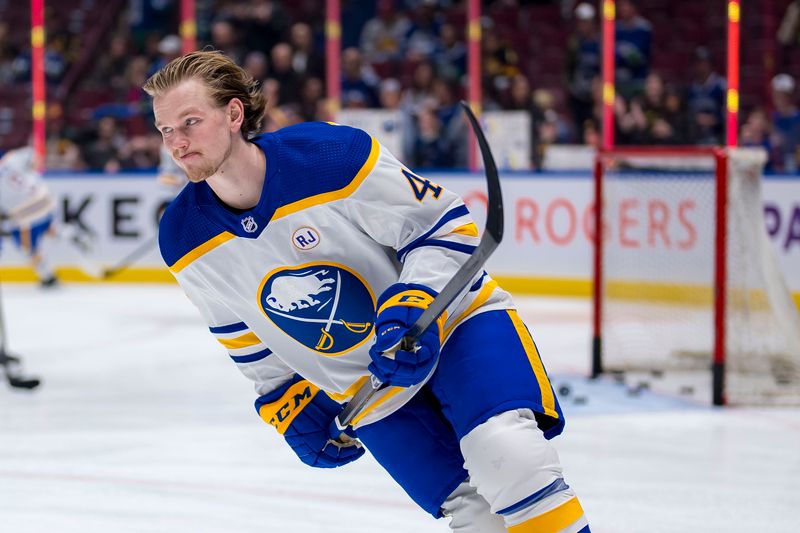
{"left": 257, "top": 263, "right": 375, "bottom": 355}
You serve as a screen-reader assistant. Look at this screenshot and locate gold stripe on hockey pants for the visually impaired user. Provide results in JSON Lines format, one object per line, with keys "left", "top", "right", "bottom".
{"left": 508, "top": 496, "right": 584, "bottom": 533}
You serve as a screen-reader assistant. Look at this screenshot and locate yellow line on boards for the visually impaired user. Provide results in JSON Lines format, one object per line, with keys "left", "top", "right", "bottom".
{"left": 1, "top": 268, "right": 798, "bottom": 310}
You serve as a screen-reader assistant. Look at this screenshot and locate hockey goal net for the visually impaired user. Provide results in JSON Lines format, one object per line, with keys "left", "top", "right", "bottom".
{"left": 592, "top": 146, "right": 800, "bottom": 405}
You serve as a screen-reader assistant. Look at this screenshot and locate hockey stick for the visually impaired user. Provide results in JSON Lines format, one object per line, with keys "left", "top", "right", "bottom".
{"left": 0, "top": 280, "right": 41, "bottom": 390}
{"left": 102, "top": 235, "right": 158, "bottom": 279}
{"left": 335, "top": 101, "right": 504, "bottom": 433}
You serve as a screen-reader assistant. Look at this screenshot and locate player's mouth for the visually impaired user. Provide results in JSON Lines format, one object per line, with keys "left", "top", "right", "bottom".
{"left": 179, "top": 152, "right": 201, "bottom": 161}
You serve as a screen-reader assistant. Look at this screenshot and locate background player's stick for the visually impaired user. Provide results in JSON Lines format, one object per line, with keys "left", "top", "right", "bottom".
{"left": 102, "top": 235, "right": 158, "bottom": 279}
{"left": 0, "top": 280, "right": 41, "bottom": 390}
{"left": 335, "top": 100, "right": 504, "bottom": 433}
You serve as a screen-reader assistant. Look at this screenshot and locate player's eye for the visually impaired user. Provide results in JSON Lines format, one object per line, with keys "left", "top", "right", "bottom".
{"left": 161, "top": 127, "right": 173, "bottom": 136}
{"left": 186, "top": 118, "right": 199, "bottom": 126}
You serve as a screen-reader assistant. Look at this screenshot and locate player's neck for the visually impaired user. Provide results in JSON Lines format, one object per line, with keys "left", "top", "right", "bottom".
{"left": 207, "top": 139, "right": 266, "bottom": 211}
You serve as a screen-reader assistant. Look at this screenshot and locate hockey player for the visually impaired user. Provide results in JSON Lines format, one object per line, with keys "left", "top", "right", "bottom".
{"left": 0, "top": 146, "right": 95, "bottom": 287}
{"left": 145, "top": 51, "right": 590, "bottom": 533}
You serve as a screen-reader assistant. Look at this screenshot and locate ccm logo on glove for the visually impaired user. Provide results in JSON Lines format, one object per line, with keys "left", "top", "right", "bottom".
{"left": 257, "top": 380, "right": 318, "bottom": 434}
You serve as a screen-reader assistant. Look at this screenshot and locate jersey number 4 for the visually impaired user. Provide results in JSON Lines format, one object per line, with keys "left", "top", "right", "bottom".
{"left": 402, "top": 169, "right": 442, "bottom": 202}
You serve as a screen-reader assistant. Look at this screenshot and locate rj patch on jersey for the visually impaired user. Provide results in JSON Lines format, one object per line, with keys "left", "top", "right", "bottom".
{"left": 257, "top": 262, "right": 375, "bottom": 355}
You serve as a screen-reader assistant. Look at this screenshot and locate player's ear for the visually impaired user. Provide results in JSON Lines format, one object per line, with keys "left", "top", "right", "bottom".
{"left": 228, "top": 98, "right": 244, "bottom": 129}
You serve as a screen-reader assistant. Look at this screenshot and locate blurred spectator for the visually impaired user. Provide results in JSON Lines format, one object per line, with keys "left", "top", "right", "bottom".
{"left": 299, "top": 77, "right": 325, "bottom": 121}
{"left": 290, "top": 22, "right": 325, "bottom": 80}
{"left": 262, "top": 78, "right": 302, "bottom": 131}
{"left": 89, "top": 35, "right": 132, "bottom": 94}
{"left": 615, "top": 0, "right": 651, "bottom": 99}
{"left": 506, "top": 74, "right": 539, "bottom": 167}
{"left": 118, "top": 133, "right": 161, "bottom": 170}
{"left": 661, "top": 85, "right": 689, "bottom": 144}
{"left": 741, "top": 108, "right": 782, "bottom": 172}
{"left": 379, "top": 78, "right": 403, "bottom": 110}
{"left": 11, "top": 44, "right": 68, "bottom": 85}
{"left": 359, "top": 0, "right": 411, "bottom": 65}
{"left": 401, "top": 60, "right": 436, "bottom": 116}
{"left": 431, "top": 76, "right": 468, "bottom": 167}
{"left": 565, "top": 2, "right": 600, "bottom": 142}
{"left": 778, "top": 0, "right": 800, "bottom": 68}
{"left": 0, "top": 22, "right": 19, "bottom": 83}
{"left": 771, "top": 73, "right": 800, "bottom": 172}
{"left": 341, "top": 47, "right": 380, "bottom": 108}
{"left": 411, "top": 104, "right": 449, "bottom": 168}
{"left": 211, "top": 19, "right": 246, "bottom": 66}
{"left": 81, "top": 116, "right": 126, "bottom": 172}
{"left": 243, "top": 51, "right": 270, "bottom": 85}
{"left": 122, "top": 55, "right": 154, "bottom": 136}
{"left": 148, "top": 34, "right": 182, "bottom": 77}
{"left": 271, "top": 43, "right": 302, "bottom": 106}
{"left": 405, "top": 0, "right": 444, "bottom": 63}
{"left": 129, "top": 0, "right": 178, "bottom": 50}
{"left": 482, "top": 20, "right": 520, "bottom": 100}
{"left": 685, "top": 47, "right": 726, "bottom": 145}
{"left": 530, "top": 88, "right": 572, "bottom": 168}
{"left": 638, "top": 73, "right": 686, "bottom": 144}
{"left": 433, "top": 23, "right": 467, "bottom": 82}
{"left": 614, "top": 93, "right": 645, "bottom": 144}
{"left": 233, "top": 0, "right": 290, "bottom": 56}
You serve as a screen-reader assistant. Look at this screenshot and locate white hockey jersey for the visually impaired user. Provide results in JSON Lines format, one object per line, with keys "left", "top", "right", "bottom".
{"left": 160, "top": 122, "right": 513, "bottom": 427}
{"left": 0, "top": 147, "right": 55, "bottom": 227}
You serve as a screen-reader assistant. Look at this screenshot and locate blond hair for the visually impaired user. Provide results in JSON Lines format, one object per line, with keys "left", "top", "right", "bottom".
{"left": 143, "top": 50, "right": 266, "bottom": 138}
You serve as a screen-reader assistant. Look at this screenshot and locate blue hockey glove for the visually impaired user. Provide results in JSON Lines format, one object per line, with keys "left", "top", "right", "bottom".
{"left": 255, "top": 375, "right": 364, "bottom": 468}
{"left": 367, "top": 283, "right": 445, "bottom": 388}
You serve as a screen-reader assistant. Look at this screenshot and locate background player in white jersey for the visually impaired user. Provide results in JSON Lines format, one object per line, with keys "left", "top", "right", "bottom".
{"left": 0, "top": 146, "right": 96, "bottom": 287}
{"left": 145, "top": 51, "right": 591, "bottom": 533}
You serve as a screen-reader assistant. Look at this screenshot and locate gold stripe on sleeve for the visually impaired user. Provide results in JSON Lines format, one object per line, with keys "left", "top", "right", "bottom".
{"left": 218, "top": 332, "right": 261, "bottom": 349}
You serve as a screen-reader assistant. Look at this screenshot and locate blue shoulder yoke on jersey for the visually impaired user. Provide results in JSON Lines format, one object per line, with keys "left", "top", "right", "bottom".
{"left": 253, "top": 122, "right": 375, "bottom": 224}
{"left": 159, "top": 183, "right": 230, "bottom": 271}
{"left": 159, "top": 122, "right": 376, "bottom": 271}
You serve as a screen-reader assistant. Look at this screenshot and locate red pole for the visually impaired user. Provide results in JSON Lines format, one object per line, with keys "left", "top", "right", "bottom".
{"left": 712, "top": 149, "right": 728, "bottom": 405}
{"left": 31, "top": 0, "right": 46, "bottom": 171}
{"left": 601, "top": 0, "right": 615, "bottom": 150}
{"left": 180, "top": 0, "right": 197, "bottom": 54}
{"left": 591, "top": 156, "right": 604, "bottom": 378}
{"left": 726, "top": 0, "right": 740, "bottom": 147}
{"left": 467, "top": 0, "right": 481, "bottom": 170}
{"left": 325, "top": 0, "right": 341, "bottom": 121}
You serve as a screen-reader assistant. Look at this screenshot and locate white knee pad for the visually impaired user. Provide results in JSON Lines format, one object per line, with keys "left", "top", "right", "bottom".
{"left": 441, "top": 479, "right": 506, "bottom": 533}
{"left": 460, "top": 407, "right": 587, "bottom": 532}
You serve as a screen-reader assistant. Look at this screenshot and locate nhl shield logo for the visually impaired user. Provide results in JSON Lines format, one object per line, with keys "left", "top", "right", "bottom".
{"left": 241, "top": 216, "right": 258, "bottom": 233}
{"left": 257, "top": 262, "right": 375, "bottom": 355}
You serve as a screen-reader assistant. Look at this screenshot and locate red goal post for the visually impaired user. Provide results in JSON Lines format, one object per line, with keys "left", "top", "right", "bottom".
{"left": 591, "top": 146, "right": 800, "bottom": 406}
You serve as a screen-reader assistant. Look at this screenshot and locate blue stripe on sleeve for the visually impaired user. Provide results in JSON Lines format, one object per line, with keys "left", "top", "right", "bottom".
{"left": 230, "top": 348, "right": 273, "bottom": 364}
{"left": 409, "top": 239, "right": 477, "bottom": 256}
{"left": 469, "top": 271, "right": 488, "bottom": 292}
{"left": 396, "top": 205, "right": 470, "bottom": 261}
{"left": 209, "top": 321, "right": 248, "bottom": 334}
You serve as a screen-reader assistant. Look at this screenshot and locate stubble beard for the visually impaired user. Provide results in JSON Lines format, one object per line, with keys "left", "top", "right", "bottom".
{"left": 180, "top": 139, "right": 233, "bottom": 183}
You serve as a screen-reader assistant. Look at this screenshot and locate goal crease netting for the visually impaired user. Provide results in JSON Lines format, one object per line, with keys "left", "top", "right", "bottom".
{"left": 594, "top": 147, "right": 800, "bottom": 405}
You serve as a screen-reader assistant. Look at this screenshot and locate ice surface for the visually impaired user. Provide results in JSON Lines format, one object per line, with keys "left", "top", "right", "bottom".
{"left": 0, "top": 285, "right": 797, "bottom": 532}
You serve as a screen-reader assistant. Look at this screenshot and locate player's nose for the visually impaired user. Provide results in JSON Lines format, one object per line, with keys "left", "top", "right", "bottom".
{"left": 166, "top": 132, "right": 189, "bottom": 152}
